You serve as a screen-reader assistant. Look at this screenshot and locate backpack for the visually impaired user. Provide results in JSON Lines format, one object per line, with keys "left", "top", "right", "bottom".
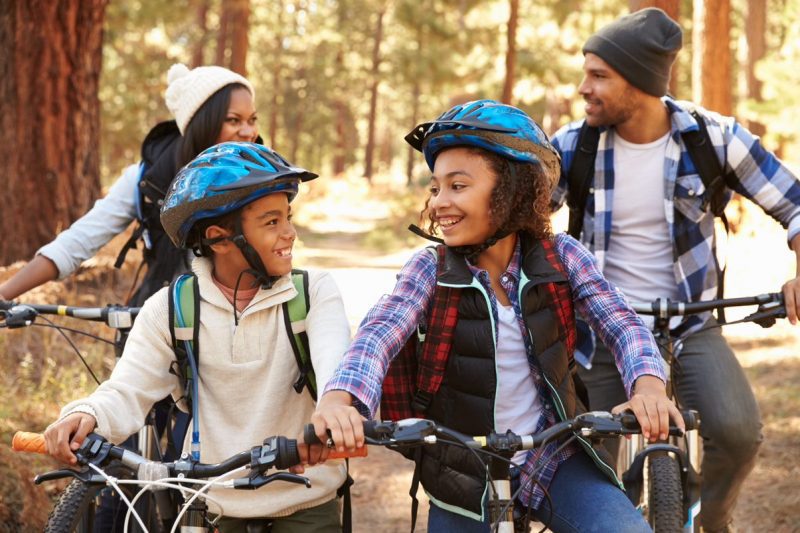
{"left": 167, "top": 268, "right": 315, "bottom": 441}
{"left": 379, "top": 246, "right": 462, "bottom": 422}
{"left": 565, "top": 109, "right": 737, "bottom": 314}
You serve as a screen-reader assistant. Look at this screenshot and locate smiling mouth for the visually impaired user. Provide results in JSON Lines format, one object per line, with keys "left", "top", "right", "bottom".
{"left": 274, "top": 247, "right": 292, "bottom": 257}
{"left": 438, "top": 216, "right": 463, "bottom": 230}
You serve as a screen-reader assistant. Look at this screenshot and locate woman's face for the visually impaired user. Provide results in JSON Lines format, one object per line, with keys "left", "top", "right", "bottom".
{"left": 429, "top": 147, "right": 498, "bottom": 247}
{"left": 216, "top": 87, "right": 258, "bottom": 144}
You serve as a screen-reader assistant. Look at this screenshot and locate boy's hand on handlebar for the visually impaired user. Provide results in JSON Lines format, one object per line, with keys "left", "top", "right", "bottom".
{"left": 43, "top": 413, "right": 97, "bottom": 465}
{"left": 613, "top": 375, "right": 684, "bottom": 442}
{"left": 306, "top": 390, "right": 365, "bottom": 463}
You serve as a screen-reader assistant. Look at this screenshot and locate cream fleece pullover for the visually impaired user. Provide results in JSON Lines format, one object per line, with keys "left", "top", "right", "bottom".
{"left": 61, "top": 257, "right": 351, "bottom": 518}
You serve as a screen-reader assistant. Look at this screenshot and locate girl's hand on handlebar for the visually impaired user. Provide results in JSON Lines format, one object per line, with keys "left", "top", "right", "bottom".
{"left": 307, "top": 390, "right": 365, "bottom": 463}
{"left": 613, "top": 375, "right": 684, "bottom": 442}
{"left": 43, "top": 412, "right": 97, "bottom": 465}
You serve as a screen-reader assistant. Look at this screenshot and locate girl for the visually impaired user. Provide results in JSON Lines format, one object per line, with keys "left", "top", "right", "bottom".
{"left": 44, "top": 142, "right": 351, "bottom": 531}
{"left": 0, "top": 63, "right": 260, "bottom": 306}
{"left": 312, "top": 100, "right": 683, "bottom": 532}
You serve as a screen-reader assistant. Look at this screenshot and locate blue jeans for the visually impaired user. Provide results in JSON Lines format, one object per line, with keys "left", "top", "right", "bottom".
{"left": 428, "top": 453, "right": 650, "bottom": 533}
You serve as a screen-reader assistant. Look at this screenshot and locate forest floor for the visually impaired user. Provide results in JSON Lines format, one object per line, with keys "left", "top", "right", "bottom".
{"left": 1, "top": 174, "right": 798, "bottom": 531}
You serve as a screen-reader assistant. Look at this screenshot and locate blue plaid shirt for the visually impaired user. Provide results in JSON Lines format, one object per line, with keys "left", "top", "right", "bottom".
{"left": 552, "top": 97, "right": 800, "bottom": 348}
{"left": 325, "top": 234, "right": 664, "bottom": 509}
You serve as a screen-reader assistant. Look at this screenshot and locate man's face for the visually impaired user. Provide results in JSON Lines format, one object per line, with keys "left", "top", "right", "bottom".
{"left": 578, "top": 53, "right": 641, "bottom": 128}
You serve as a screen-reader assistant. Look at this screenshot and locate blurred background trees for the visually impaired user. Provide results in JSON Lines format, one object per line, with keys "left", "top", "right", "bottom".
{"left": 1, "top": 0, "right": 799, "bottom": 262}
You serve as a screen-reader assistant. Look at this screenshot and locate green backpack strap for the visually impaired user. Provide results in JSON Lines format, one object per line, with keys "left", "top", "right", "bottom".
{"left": 167, "top": 272, "right": 200, "bottom": 458}
{"left": 283, "top": 269, "right": 315, "bottom": 400}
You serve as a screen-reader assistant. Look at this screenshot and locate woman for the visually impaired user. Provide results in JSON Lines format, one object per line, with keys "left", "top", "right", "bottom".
{"left": 0, "top": 63, "right": 259, "bottom": 306}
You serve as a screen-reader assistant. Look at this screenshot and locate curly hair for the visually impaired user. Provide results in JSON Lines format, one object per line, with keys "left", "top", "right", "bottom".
{"left": 420, "top": 146, "right": 555, "bottom": 240}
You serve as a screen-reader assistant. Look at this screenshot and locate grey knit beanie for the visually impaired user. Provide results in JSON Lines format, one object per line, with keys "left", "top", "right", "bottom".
{"left": 583, "top": 8, "right": 682, "bottom": 97}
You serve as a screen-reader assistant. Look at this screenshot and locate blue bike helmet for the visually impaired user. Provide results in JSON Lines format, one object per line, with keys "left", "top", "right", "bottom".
{"left": 161, "top": 141, "right": 317, "bottom": 249}
{"left": 404, "top": 99, "right": 560, "bottom": 178}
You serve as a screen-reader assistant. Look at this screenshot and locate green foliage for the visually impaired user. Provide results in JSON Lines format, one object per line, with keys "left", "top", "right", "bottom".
{"left": 97, "top": 0, "right": 800, "bottom": 183}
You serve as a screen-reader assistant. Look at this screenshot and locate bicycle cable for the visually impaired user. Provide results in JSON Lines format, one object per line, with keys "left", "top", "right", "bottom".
{"left": 36, "top": 315, "right": 102, "bottom": 385}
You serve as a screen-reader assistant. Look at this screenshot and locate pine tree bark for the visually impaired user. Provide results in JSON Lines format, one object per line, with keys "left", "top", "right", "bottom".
{"left": 692, "top": 0, "right": 732, "bottom": 114}
{"left": 228, "top": 0, "right": 250, "bottom": 76}
{"left": 363, "top": 5, "right": 386, "bottom": 181}
{"left": 501, "top": 0, "right": 519, "bottom": 104}
{"left": 745, "top": 0, "right": 766, "bottom": 137}
{"left": 0, "top": 0, "right": 107, "bottom": 263}
{"left": 191, "top": 0, "right": 210, "bottom": 68}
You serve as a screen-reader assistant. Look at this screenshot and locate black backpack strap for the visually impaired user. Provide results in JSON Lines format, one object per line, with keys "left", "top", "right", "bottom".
{"left": 408, "top": 447, "right": 424, "bottom": 533}
{"left": 682, "top": 110, "right": 734, "bottom": 320}
{"left": 566, "top": 122, "right": 600, "bottom": 239}
{"left": 336, "top": 460, "right": 355, "bottom": 533}
{"left": 681, "top": 110, "right": 735, "bottom": 217}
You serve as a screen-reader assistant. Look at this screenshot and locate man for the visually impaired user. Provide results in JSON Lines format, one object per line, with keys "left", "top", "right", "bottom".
{"left": 550, "top": 8, "right": 800, "bottom": 532}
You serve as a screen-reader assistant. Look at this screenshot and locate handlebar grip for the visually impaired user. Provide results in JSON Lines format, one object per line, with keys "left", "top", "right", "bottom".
{"left": 12, "top": 432, "right": 47, "bottom": 454}
{"left": 302, "top": 424, "right": 368, "bottom": 459}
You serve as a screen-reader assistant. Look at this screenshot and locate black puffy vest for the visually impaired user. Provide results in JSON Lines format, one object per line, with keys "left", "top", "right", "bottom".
{"left": 418, "top": 234, "right": 612, "bottom": 516}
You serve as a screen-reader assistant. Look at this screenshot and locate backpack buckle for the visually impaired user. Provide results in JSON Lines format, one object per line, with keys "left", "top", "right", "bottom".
{"left": 293, "top": 367, "right": 309, "bottom": 394}
{"left": 410, "top": 390, "right": 433, "bottom": 414}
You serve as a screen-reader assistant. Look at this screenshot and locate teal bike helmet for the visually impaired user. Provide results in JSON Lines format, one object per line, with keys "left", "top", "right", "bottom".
{"left": 405, "top": 99, "right": 560, "bottom": 175}
{"left": 161, "top": 141, "right": 317, "bottom": 288}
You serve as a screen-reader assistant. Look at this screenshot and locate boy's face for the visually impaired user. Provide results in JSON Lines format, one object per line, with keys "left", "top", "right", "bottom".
{"left": 232, "top": 193, "right": 296, "bottom": 278}
{"left": 429, "top": 147, "right": 498, "bottom": 248}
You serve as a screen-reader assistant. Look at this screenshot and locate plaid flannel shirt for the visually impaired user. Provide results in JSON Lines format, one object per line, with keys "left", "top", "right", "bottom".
{"left": 325, "top": 233, "right": 664, "bottom": 509}
{"left": 552, "top": 97, "right": 800, "bottom": 349}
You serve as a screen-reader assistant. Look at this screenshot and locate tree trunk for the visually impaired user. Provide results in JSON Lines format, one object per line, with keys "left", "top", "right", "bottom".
{"left": 692, "top": 0, "right": 732, "bottom": 114}
{"left": 216, "top": 1, "right": 230, "bottom": 66}
{"left": 501, "top": 0, "right": 519, "bottom": 104}
{"left": 269, "top": 0, "right": 285, "bottom": 150}
{"left": 0, "top": 0, "right": 107, "bottom": 263}
{"left": 228, "top": 0, "right": 250, "bottom": 76}
{"left": 745, "top": 0, "right": 766, "bottom": 137}
{"left": 191, "top": 0, "right": 210, "bottom": 68}
{"left": 630, "top": 0, "right": 680, "bottom": 96}
{"left": 406, "top": 80, "right": 422, "bottom": 185}
{"left": 363, "top": 6, "right": 386, "bottom": 181}
{"left": 332, "top": 46, "right": 348, "bottom": 176}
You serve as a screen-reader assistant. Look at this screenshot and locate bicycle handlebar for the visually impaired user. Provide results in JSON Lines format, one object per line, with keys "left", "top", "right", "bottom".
{"left": 628, "top": 293, "right": 785, "bottom": 325}
{"left": 0, "top": 300, "right": 139, "bottom": 329}
{"left": 303, "top": 410, "right": 699, "bottom": 455}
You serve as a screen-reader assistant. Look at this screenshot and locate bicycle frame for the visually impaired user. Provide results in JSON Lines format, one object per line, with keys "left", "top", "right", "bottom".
{"left": 619, "top": 292, "right": 785, "bottom": 532}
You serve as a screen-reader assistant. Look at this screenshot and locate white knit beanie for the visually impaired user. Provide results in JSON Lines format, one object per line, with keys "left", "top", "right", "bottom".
{"left": 164, "top": 63, "right": 255, "bottom": 135}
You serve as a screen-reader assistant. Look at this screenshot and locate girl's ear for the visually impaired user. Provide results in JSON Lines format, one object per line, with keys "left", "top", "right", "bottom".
{"left": 205, "top": 225, "right": 234, "bottom": 255}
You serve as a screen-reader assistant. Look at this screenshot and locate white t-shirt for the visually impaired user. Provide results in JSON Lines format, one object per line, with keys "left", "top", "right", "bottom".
{"left": 495, "top": 304, "right": 542, "bottom": 465}
{"left": 603, "top": 132, "right": 680, "bottom": 319}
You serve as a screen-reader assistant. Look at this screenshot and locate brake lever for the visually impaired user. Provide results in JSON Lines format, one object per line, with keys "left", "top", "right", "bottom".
{"left": 34, "top": 468, "right": 106, "bottom": 485}
{"left": 234, "top": 471, "right": 311, "bottom": 490}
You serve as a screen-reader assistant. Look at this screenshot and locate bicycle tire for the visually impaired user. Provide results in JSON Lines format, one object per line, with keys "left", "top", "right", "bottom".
{"left": 647, "top": 452, "right": 684, "bottom": 533}
{"left": 44, "top": 465, "right": 170, "bottom": 533}
{"left": 44, "top": 479, "right": 96, "bottom": 533}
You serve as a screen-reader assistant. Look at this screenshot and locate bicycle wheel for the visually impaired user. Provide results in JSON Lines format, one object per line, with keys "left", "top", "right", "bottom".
{"left": 647, "top": 451, "right": 683, "bottom": 533}
{"left": 44, "top": 465, "right": 171, "bottom": 533}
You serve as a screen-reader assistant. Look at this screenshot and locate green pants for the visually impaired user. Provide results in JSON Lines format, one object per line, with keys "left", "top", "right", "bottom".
{"left": 214, "top": 498, "right": 341, "bottom": 533}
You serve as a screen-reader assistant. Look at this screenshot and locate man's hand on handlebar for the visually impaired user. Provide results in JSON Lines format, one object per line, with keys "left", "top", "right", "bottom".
{"left": 613, "top": 375, "right": 685, "bottom": 443}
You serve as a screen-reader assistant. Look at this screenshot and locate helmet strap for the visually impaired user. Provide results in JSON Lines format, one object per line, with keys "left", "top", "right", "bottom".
{"left": 228, "top": 216, "right": 280, "bottom": 291}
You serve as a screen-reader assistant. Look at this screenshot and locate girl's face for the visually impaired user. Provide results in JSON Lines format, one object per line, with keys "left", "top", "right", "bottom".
{"left": 216, "top": 87, "right": 258, "bottom": 144}
{"left": 429, "top": 147, "right": 498, "bottom": 247}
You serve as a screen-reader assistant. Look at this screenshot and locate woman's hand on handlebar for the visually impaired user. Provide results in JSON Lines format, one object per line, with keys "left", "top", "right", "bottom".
{"left": 304, "top": 390, "right": 365, "bottom": 465}
{"left": 43, "top": 412, "right": 97, "bottom": 465}
{"left": 613, "top": 375, "right": 685, "bottom": 442}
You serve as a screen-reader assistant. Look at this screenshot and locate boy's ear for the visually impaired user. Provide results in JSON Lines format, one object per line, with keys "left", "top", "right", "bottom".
{"left": 205, "top": 225, "right": 234, "bottom": 255}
